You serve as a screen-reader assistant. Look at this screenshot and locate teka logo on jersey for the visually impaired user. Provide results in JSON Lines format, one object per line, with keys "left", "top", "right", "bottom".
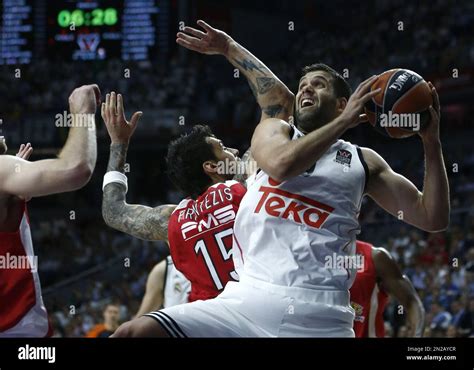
{"left": 254, "top": 178, "right": 334, "bottom": 229}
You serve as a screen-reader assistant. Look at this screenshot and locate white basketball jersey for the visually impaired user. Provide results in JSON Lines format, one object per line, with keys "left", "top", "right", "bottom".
{"left": 233, "top": 125, "right": 368, "bottom": 291}
{"left": 163, "top": 256, "right": 191, "bottom": 308}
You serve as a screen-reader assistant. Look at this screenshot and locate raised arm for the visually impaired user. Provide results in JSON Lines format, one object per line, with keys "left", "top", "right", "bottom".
{"left": 177, "top": 20, "right": 294, "bottom": 120}
{"left": 373, "top": 248, "right": 425, "bottom": 337}
{"left": 0, "top": 85, "right": 98, "bottom": 198}
{"left": 251, "top": 75, "right": 379, "bottom": 181}
{"left": 101, "top": 92, "right": 176, "bottom": 242}
{"left": 362, "top": 84, "right": 449, "bottom": 232}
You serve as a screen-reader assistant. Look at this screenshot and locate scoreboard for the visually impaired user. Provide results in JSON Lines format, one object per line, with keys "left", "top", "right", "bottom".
{"left": 0, "top": 0, "right": 34, "bottom": 64}
{"left": 0, "top": 0, "right": 170, "bottom": 64}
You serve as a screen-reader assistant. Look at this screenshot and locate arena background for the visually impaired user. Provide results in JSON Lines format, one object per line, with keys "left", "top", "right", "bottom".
{"left": 0, "top": 0, "right": 473, "bottom": 337}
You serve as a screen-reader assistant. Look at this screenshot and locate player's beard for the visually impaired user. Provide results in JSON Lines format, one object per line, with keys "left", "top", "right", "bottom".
{"left": 295, "top": 100, "right": 337, "bottom": 133}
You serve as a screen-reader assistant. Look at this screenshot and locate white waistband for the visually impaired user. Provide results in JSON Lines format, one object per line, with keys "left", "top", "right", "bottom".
{"left": 238, "top": 274, "right": 350, "bottom": 306}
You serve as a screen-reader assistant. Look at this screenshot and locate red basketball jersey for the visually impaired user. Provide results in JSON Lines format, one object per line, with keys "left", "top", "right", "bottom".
{"left": 0, "top": 202, "right": 50, "bottom": 337}
{"left": 350, "top": 240, "right": 389, "bottom": 338}
{"left": 167, "top": 180, "right": 246, "bottom": 302}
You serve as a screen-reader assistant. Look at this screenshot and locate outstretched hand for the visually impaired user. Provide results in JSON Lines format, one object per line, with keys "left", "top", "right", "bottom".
{"left": 101, "top": 92, "right": 142, "bottom": 144}
{"left": 176, "top": 20, "right": 233, "bottom": 56}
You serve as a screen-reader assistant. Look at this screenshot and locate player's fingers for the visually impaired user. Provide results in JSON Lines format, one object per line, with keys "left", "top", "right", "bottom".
{"left": 129, "top": 111, "right": 143, "bottom": 132}
{"left": 18, "top": 144, "right": 25, "bottom": 152}
{"left": 431, "top": 84, "right": 440, "bottom": 112}
{"left": 360, "top": 88, "right": 381, "bottom": 103}
{"left": 176, "top": 38, "right": 204, "bottom": 53}
{"left": 177, "top": 32, "right": 201, "bottom": 45}
{"left": 110, "top": 92, "right": 117, "bottom": 117}
{"left": 356, "top": 75, "right": 378, "bottom": 94}
{"left": 24, "top": 147, "right": 33, "bottom": 160}
{"left": 183, "top": 26, "right": 206, "bottom": 39}
{"left": 101, "top": 102, "right": 107, "bottom": 121}
{"left": 117, "top": 94, "right": 126, "bottom": 121}
{"left": 197, "top": 20, "right": 214, "bottom": 32}
{"left": 105, "top": 93, "right": 111, "bottom": 119}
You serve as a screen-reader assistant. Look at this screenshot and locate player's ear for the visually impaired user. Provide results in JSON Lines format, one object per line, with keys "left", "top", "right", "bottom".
{"left": 203, "top": 160, "right": 218, "bottom": 175}
{"left": 336, "top": 97, "right": 348, "bottom": 114}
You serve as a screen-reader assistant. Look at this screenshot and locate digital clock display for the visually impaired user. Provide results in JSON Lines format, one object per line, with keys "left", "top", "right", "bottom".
{"left": 46, "top": 0, "right": 169, "bottom": 61}
{"left": 57, "top": 8, "right": 119, "bottom": 28}
{"left": 0, "top": 0, "right": 170, "bottom": 64}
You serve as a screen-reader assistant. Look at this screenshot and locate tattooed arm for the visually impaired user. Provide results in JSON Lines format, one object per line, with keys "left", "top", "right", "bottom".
{"left": 101, "top": 92, "right": 176, "bottom": 242}
{"left": 176, "top": 20, "right": 294, "bottom": 121}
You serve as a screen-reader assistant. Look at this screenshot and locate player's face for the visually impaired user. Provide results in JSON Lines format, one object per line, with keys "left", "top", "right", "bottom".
{"left": 208, "top": 137, "right": 239, "bottom": 162}
{"left": 0, "top": 136, "right": 7, "bottom": 155}
{"left": 207, "top": 136, "right": 240, "bottom": 179}
{"left": 295, "top": 71, "right": 339, "bottom": 133}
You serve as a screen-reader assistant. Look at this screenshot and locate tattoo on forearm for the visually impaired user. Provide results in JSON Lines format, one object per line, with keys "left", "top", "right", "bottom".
{"left": 248, "top": 81, "right": 258, "bottom": 98}
{"left": 234, "top": 58, "right": 265, "bottom": 74}
{"left": 247, "top": 77, "right": 275, "bottom": 99}
{"left": 103, "top": 142, "right": 175, "bottom": 241}
{"left": 107, "top": 143, "right": 128, "bottom": 172}
{"left": 102, "top": 188, "right": 173, "bottom": 241}
{"left": 262, "top": 104, "right": 285, "bottom": 118}
{"left": 256, "top": 77, "right": 275, "bottom": 94}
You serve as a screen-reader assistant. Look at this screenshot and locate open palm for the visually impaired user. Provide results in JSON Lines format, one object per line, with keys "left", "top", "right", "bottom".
{"left": 176, "top": 20, "right": 232, "bottom": 56}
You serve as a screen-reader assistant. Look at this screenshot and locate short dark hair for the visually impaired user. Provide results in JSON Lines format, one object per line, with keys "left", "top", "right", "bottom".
{"left": 166, "top": 125, "right": 217, "bottom": 198}
{"left": 301, "top": 63, "right": 351, "bottom": 100}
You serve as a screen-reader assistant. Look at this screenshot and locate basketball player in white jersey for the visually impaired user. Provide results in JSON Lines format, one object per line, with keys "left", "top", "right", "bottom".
{"left": 113, "top": 22, "right": 448, "bottom": 337}
{"left": 135, "top": 256, "right": 191, "bottom": 317}
{"left": 0, "top": 84, "right": 99, "bottom": 337}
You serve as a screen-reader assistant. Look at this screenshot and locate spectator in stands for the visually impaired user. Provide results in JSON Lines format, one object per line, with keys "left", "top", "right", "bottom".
{"left": 85, "top": 303, "right": 121, "bottom": 338}
{"left": 430, "top": 301, "right": 453, "bottom": 335}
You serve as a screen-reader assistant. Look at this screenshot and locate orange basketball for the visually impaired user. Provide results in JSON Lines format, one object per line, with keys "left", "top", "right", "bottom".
{"left": 364, "top": 69, "right": 433, "bottom": 138}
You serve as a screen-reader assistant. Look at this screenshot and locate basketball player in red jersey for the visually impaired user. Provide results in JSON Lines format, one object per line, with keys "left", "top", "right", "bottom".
{"left": 351, "top": 240, "right": 424, "bottom": 337}
{"left": 0, "top": 84, "right": 99, "bottom": 337}
{"left": 101, "top": 100, "right": 243, "bottom": 306}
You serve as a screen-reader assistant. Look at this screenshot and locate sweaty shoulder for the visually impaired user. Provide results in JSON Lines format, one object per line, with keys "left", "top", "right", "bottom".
{"left": 360, "top": 147, "right": 388, "bottom": 176}
{"left": 252, "top": 118, "right": 292, "bottom": 142}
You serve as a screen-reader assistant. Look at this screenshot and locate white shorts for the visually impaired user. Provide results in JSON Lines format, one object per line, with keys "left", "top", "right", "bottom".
{"left": 144, "top": 275, "right": 355, "bottom": 337}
